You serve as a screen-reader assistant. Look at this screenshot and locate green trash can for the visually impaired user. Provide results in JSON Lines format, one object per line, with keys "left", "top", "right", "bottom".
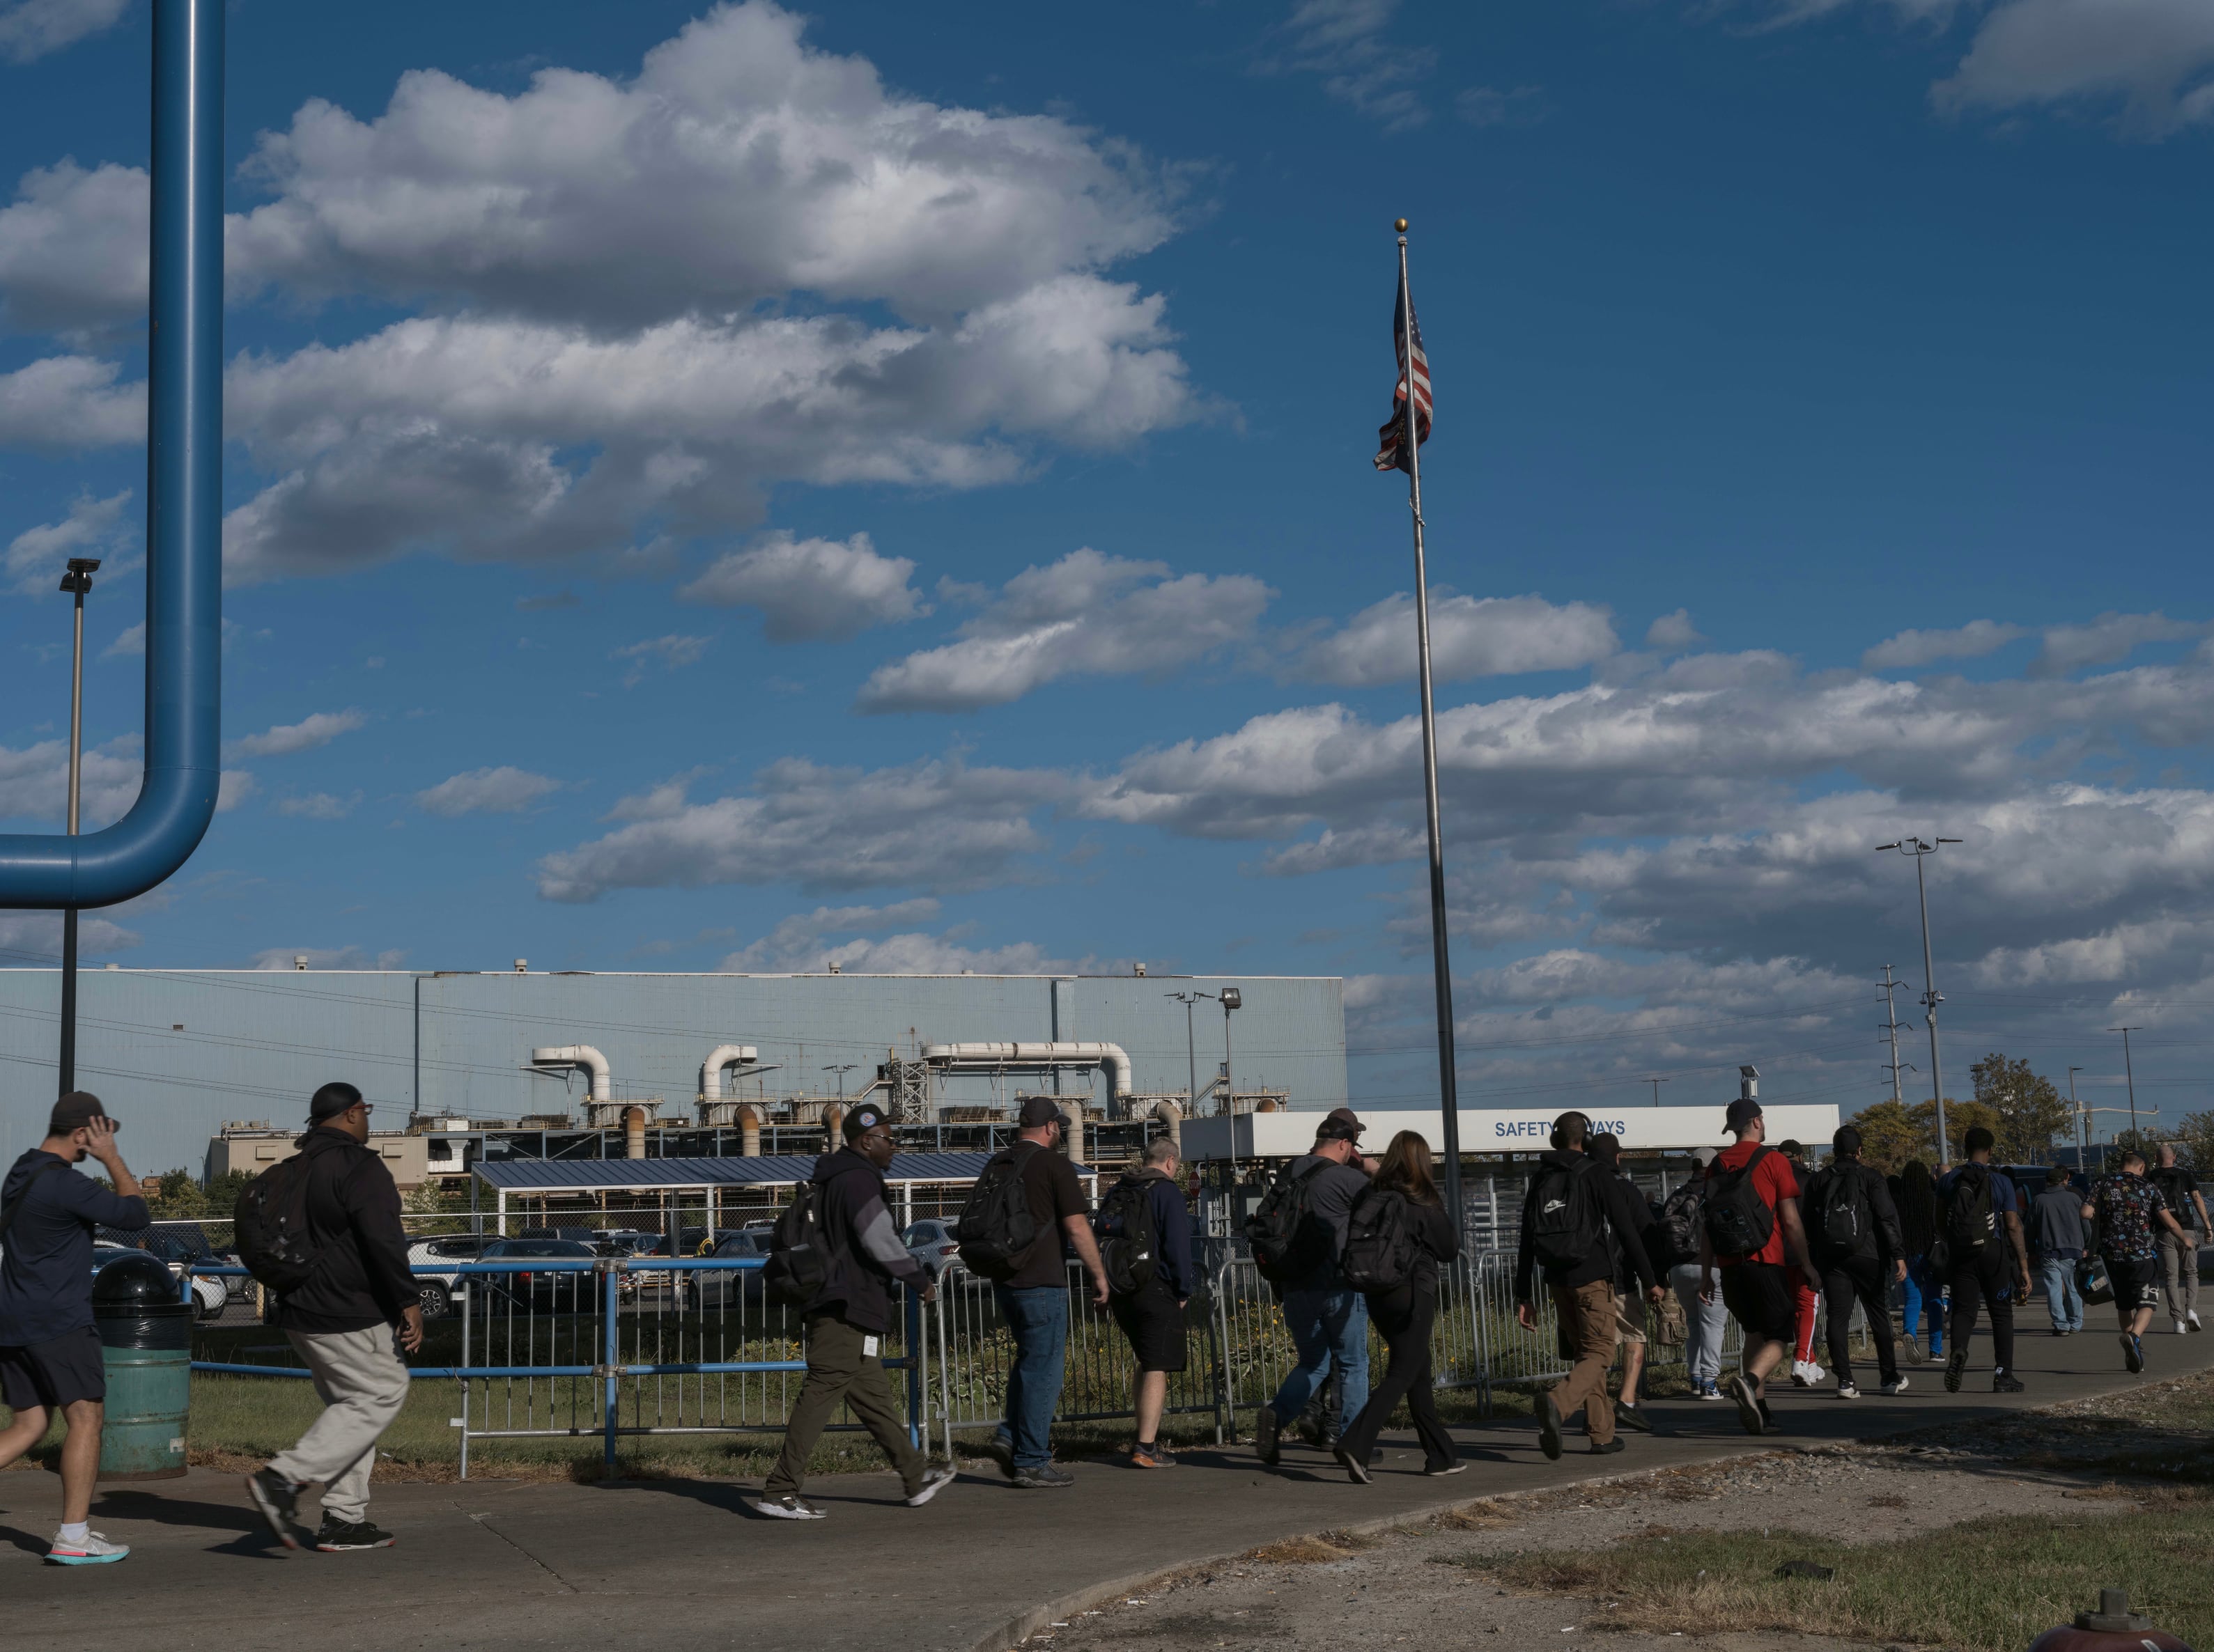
{"left": 91, "top": 1252, "right": 192, "bottom": 1481}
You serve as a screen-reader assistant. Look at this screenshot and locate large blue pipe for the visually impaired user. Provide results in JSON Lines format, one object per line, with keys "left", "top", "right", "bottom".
{"left": 0, "top": 0, "right": 222, "bottom": 910}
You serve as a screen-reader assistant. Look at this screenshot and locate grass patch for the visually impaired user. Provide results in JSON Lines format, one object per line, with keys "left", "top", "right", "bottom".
{"left": 1476, "top": 1503, "right": 2214, "bottom": 1652}
{"left": 1436, "top": 1499, "right": 1519, "bottom": 1532}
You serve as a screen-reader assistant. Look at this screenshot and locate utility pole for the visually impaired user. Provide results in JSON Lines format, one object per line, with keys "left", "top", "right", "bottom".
{"left": 2067, "top": 1065, "right": 2088, "bottom": 1169}
{"left": 1877, "top": 964, "right": 1912, "bottom": 1104}
{"left": 1876, "top": 837, "right": 1960, "bottom": 1160}
{"left": 1168, "top": 991, "right": 1203, "bottom": 1121}
{"left": 1646, "top": 1076, "right": 1668, "bottom": 1108}
{"left": 2108, "top": 1028, "right": 2142, "bottom": 1143}
{"left": 57, "top": 556, "right": 100, "bottom": 1095}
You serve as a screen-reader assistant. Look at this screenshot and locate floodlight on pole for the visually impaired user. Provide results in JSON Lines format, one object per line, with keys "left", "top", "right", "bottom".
{"left": 1875, "top": 836, "right": 1961, "bottom": 1160}
{"left": 823, "top": 1063, "right": 856, "bottom": 1105}
{"left": 56, "top": 556, "right": 100, "bottom": 1093}
{"left": 2107, "top": 1028, "right": 2142, "bottom": 1142}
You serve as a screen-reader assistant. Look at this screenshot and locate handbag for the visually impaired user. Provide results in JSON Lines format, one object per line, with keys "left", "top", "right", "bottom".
{"left": 1655, "top": 1289, "right": 1687, "bottom": 1347}
{"left": 2075, "top": 1254, "right": 2112, "bottom": 1307}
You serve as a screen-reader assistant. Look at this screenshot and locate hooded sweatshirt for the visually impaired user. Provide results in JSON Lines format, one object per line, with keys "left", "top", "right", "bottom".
{"left": 807, "top": 1146, "right": 927, "bottom": 1334}
{"left": 1515, "top": 1148, "right": 1660, "bottom": 1302}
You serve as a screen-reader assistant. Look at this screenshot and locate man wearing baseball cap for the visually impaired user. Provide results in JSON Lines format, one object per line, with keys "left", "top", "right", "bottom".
{"left": 0, "top": 1093, "right": 149, "bottom": 1564}
{"left": 1699, "top": 1098, "right": 1822, "bottom": 1436}
{"left": 1253, "top": 1107, "right": 1376, "bottom": 1467}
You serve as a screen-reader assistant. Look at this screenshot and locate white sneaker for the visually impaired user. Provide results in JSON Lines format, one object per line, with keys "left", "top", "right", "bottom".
{"left": 1836, "top": 1380, "right": 1860, "bottom": 1398}
{"left": 46, "top": 1530, "right": 129, "bottom": 1565}
{"left": 1881, "top": 1376, "right": 1910, "bottom": 1396}
{"left": 2177, "top": 1320, "right": 2191, "bottom": 1337}
{"left": 2190, "top": 1312, "right": 2205, "bottom": 1334}
{"left": 905, "top": 1465, "right": 957, "bottom": 1507}
{"left": 1791, "top": 1359, "right": 1825, "bottom": 1387}
{"left": 752, "top": 1494, "right": 826, "bottom": 1520}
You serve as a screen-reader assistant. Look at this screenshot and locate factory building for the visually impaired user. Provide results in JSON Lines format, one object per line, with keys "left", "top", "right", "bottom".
{"left": 0, "top": 966, "right": 1347, "bottom": 1178}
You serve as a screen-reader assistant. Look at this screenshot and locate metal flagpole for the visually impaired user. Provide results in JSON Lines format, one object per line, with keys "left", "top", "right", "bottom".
{"left": 1395, "top": 219, "right": 1464, "bottom": 1234}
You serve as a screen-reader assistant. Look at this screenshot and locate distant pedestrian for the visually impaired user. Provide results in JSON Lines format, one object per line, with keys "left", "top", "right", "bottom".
{"left": 752, "top": 1103, "right": 954, "bottom": 1518}
{"left": 1516, "top": 1112, "right": 1662, "bottom": 1459}
{"left": 1698, "top": 1097, "right": 1821, "bottom": 1437}
{"left": 1657, "top": 1146, "right": 1728, "bottom": 1401}
{"left": 1096, "top": 1137, "right": 1195, "bottom": 1470}
{"left": 1776, "top": 1139, "right": 1823, "bottom": 1386}
{"left": 1891, "top": 1160, "right": 1944, "bottom": 1365}
{"left": 1253, "top": 1109, "right": 1377, "bottom": 1467}
{"left": 0, "top": 1093, "right": 148, "bottom": 1565}
{"left": 2149, "top": 1144, "right": 2208, "bottom": 1337}
{"left": 2084, "top": 1149, "right": 2190, "bottom": 1375}
{"left": 1802, "top": 1125, "right": 1907, "bottom": 1398}
{"left": 2029, "top": 1167, "right": 2087, "bottom": 1335}
{"left": 243, "top": 1083, "right": 424, "bottom": 1552}
{"left": 1590, "top": 1132, "right": 1663, "bottom": 1433}
{"left": 1935, "top": 1127, "right": 2032, "bottom": 1395}
{"left": 978, "top": 1097, "right": 1110, "bottom": 1489}
{"left": 1334, "top": 1130, "right": 1461, "bottom": 1481}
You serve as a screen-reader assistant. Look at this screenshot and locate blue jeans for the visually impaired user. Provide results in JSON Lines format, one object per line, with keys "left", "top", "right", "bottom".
{"left": 2041, "top": 1254, "right": 2084, "bottom": 1331}
{"left": 993, "top": 1284, "right": 1069, "bottom": 1470}
{"left": 1267, "top": 1286, "right": 1370, "bottom": 1435}
{"left": 1670, "top": 1262, "right": 1728, "bottom": 1388}
{"left": 1904, "top": 1254, "right": 1944, "bottom": 1355}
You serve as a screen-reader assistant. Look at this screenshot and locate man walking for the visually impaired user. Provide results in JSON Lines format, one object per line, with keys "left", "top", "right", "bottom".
{"left": 1255, "top": 1109, "right": 1376, "bottom": 1466}
{"left": 1802, "top": 1125, "right": 1907, "bottom": 1398}
{"left": 1658, "top": 1146, "right": 1727, "bottom": 1401}
{"left": 2030, "top": 1167, "right": 2087, "bottom": 1336}
{"left": 1097, "top": 1137, "right": 1195, "bottom": 1469}
{"left": 1590, "top": 1133, "right": 1662, "bottom": 1433}
{"left": 1699, "top": 1098, "right": 1821, "bottom": 1437}
{"left": 2084, "top": 1149, "right": 2190, "bottom": 1374}
{"left": 983, "top": 1096, "right": 1109, "bottom": 1489}
{"left": 1936, "top": 1127, "right": 2033, "bottom": 1394}
{"left": 2150, "top": 1144, "right": 2208, "bottom": 1336}
{"left": 243, "top": 1083, "right": 422, "bottom": 1552}
{"left": 754, "top": 1104, "right": 956, "bottom": 1518}
{"left": 1516, "top": 1112, "right": 1662, "bottom": 1460}
{"left": 0, "top": 1093, "right": 148, "bottom": 1564}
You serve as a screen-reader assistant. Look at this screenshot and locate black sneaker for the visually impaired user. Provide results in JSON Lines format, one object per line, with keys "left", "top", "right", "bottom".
{"left": 1538, "top": 1392, "right": 1564, "bottom": 1460}
{"left": 980, "top": 1434, "right": 1016, "bottom": 1482}
{"left": 1614, "top": 1401, "right": 1653, "bottom": 1433}
{"left": 1722, "top": 1373, "right": 1765, "bottom": 1436}
{"left": 752, "top": 1493, "right": 827, "bottom": 1520}
{"left": 1254, "top": 1407, "right": 1280, "bottom": 1467}
{"left": 314, "top": 1516, "right": 396, "bottom": 1552}
{"left": 1013, "top": 1463, "right": 1075, "bottom": 1489}
{"left": 1589, "top": 1438, "right": 1626, "bottom": 1456}
{"left": 1901, "top": 1334, "right": 1926, "bottom": 1365}
{"left": 245, "top": 1467, "right": 302, "bottom": 1550}
{"left": 1944, "top": 1344, "right": 1969, "bottom": 1393}
{"left": 1992, "top": 1371, "right": 2026, "bottom": 1394}
{"left": 905, "top": 1465, "right": 959, "bottom": 1506}
{"left": 2123, "top": 1334, "right": 2145, "bottom": 1374}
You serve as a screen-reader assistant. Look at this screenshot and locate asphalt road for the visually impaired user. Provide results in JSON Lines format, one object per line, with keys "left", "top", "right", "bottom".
{"left": 3, "top": 1325, "right": 2204, "bottom": 1652}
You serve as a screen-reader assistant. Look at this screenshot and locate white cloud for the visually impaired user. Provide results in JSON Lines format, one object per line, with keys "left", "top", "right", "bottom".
{"left": 0, "top": 909, "right": 138, "bottom": 962}
{"left": 1643, "top": 609, "right": 1705, "bottom": 653}
{"left": 0, "top": 354, "right": 142, "bottom": 449}
{"left": 0, "top": 161, "right": 146, "bottom": 332}
{"left": 1288, "top": 591, "right": 1618, "bottom": 688}
{"left": 2029, "top": 610, "right": 2203, "bottom": 676}
{"left": 1262, "top": 0, "right": 1437, "bottom": 130}
{"left": 224, "top": 709, "right": 367, "bottom": 760}
{"left": 101, "top": 621, "right": 144, "bottom": 659}
{"left": 610, "top": 633, "right": 711, "bottom": 687}
{"left": 679, "top": 531, "right": 922, "bottom": 641}
{"left": 274, "top": 790, "right": 361, "bottom": 820}
{"left": 605, "top": 769, "right": 715, "bottom": 823}
{"left": 249, "top": 944, "right": 408, "bottom": 971}
{"left": 416, "top": 766, "right": 561, "bottom": 817}
{"left": 717, "top": 898, "right": 1075, "bottom": 974}
{"left": 0, "top": 0, "right": 129, "bottom": 65}
{"left": 1455, "top": 86, "right": 1547, "bottom": 127}
{"left": 0, "top": 735, "right": 145, "bottom": 828}
{"left": 1863, "top": 618, "right": 2027, "bottom": 670}
{"left": 1933, "top": 0, "right": 2214, "bottom": 135}
{"left": 215, "top": 769, "right": 257, "bottom": 812}
{"left": 857, "top": 547, "right": 1270, "bottom": 712}
{"left": 535, "top": 756, "right": 1060, "bottom": 901}
{"left": 3, "top": 488, "right": 131, "bottom": 591}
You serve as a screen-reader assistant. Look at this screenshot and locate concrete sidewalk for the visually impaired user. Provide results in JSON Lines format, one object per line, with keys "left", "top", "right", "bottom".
{"left": 3, "top": 1327, "right": 2204, "bottom": 1652}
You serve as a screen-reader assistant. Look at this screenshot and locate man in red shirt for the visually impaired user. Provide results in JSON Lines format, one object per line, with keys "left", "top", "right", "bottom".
{"left": 1699, "top": 1098, "right": 1822, "bottom": 1435}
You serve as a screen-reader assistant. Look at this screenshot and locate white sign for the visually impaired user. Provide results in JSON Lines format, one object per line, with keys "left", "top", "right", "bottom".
{"left": 1181, "top": 1102, "right": 1843, "bottom": 1162}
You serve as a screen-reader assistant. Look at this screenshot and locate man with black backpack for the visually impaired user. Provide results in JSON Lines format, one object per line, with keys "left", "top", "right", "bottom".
{"left": 1934, "top": 1126, "right": 2033, "bottom": 1395}
{"left": 242, "top": 1083, "right": 421, "bottom": 1552}
{"left": 1803, "top": 1125, "right": 1907, "bottom": 1398}
{"left": 1659, "top": 1146, "right": 1727, "bottom": 1401}
{"left": 1514, "top": 1112, "right": 1662, "bottom": 1460}
{"left": 1096, "top": 1137, "right": 1195, "bottom": 1469}
{"left": 1698, "top": 1098, "right": 1821, "bottom": 1437}
{"left": 754, "top": 1103, "right": 957, "bottom": 1518}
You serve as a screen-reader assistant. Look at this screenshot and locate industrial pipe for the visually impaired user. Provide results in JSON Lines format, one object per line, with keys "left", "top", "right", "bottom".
{"left": 0, "top": 0, "right": 224, "bottom": 909}
{"left": 1058, "top": 1098, "right": 1085, "bottom": 1167}
{"left": 823, "top": 1104, "right": 844, "bottom": 1147}
{"left": 920, "top": 1042, "right": 1133, "bottom": 1102}
{"left": 529, "top": 1045, "right": 612, "bottom": 1102}
{"left": 736, "top": 1105, "right": 761, "bottom": 1158}
{"left": 1149, "top": 1098, "right": 1182, "bottom": 1153}
{"left": 700, "top": 1044, "right": 759, "bottom": 1100}
{"left": 624, "top": 1106, "right": 647, "bottom": 1161}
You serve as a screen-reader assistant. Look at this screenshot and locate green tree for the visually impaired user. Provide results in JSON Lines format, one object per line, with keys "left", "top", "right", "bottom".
{"left": 404, "top": 1177, "right": 470, "bottom": 1235}
{"left": 1969, "top": 1051, "right": 2072, "bottom": 1160}
{"left": 1903, "top": 1098, "right": 1999, "bottom": 1164}
{"left": 1848, "top": 1100, "right": 1929, "bottom": 1174}
{"left": 140, "top": 1168, "right": 208, "bottom": 1221}
{"left": 2169, "top": 1109, "right": 2214, "bottom": 1172}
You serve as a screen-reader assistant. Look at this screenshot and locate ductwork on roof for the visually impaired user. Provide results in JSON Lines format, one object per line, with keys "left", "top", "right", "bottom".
{"left": 920, "top": 1042, "right": 1133, "bottom": 1102}
{"left": 531, "top": 1044, "right": 612, "bottom": 1102}
{"left": 701, "top": 1044, "right": 761, "bottom": 1100}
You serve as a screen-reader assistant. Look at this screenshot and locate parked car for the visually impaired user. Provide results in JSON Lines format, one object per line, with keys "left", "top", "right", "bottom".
{"left": 476, "top": 1238, "right": 601, "bottom": 1314}
{"left": 405, "top": 1233, "right": 493, "bottom": 1319}
{"left": 91, "top": 1240, "right": 227, "bottom": 1320}
{"left": 903, "top": 1217, "right": 963, "bottom": 1282}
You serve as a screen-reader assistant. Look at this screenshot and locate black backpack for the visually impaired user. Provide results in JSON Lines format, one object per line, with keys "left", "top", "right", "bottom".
{"left": 953, "top": 1144, "right": 1044, "bottom": 1281}
{"left": 1816, "top": 1165, "right": 1871, "bottom": 1252}
{"left": 1528, "top": 1156, "right": 1605, "bottom": 1272}
{"left": 1246, "top": 1160, "right": 1330, "bottom": 1283}
{"left": 1701, "top": 1146, "right": 1777, "bottom": 1258}
{"left": 234, "top": 1138, "right": 336, "bottom": 1293}
{"left": 763, "top": 1177, "right": 833, "bottom": 1307}
{"left": 1941, "top": 1163, "right": 1995, "bottom": 1263}
{"left": 1094, "top": 1171, "right": 1163, "bottom": 1296}
{"left": 1655, "top": 1180, "right": 1704, "bottom": 1266}
{"left": 1340, "top": 1185, "right": 1419, "bottom": 1293}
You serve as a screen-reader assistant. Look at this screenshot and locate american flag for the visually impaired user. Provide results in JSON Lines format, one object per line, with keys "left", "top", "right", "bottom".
{"left": 1372, "top": 281, "right": 1432, "bottom": 474}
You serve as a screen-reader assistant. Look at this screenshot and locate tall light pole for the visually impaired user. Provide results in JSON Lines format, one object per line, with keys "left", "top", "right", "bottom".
{"left": 2067, "top": 1065, "right": 2088, "bottom": 1168}
{"left": 823, "top": 1063, "right": 856, "bottom": 1105}
{"left": 2107, "top": 1028, "right": 2142, "bottom": 1143}
{"left": 1876, "top": 837, "right": 1960, "bottom": 1160}
{"left": 57, "top": 556, "right": 100, "bottom": 1094}
{"left": 1218, "top": 987, "right": 1242, "bottom": 1183}
{"left": 1168, "top": 991, "right": 1204, "bottom": 1122}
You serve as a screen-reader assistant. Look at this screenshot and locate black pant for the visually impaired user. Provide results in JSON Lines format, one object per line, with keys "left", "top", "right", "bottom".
{"left": 1948, "top": 1247, "right": 2016, "bottom": 1376}
{"left": 1820, "top": 1255, "right": 1898, "bottom": 1387}
{"left": 1337, "top": 1285, "right": 1455, "bottom": 1470}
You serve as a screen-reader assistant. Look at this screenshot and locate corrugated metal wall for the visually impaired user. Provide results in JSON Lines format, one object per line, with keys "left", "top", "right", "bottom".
{"left": 0, "top": 969, "right": 1346, "bottom": 1174}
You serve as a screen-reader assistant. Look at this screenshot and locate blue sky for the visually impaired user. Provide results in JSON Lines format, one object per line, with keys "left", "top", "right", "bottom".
{"left": 3, "top": 0, "right": 2213, "bottom": 1126}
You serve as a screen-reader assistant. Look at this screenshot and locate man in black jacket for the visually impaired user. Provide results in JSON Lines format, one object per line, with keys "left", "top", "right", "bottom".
{"left": 244, "top": 1083, "right": 421, "bottom": 1553}
{"left": 1514, "top": 1112, "right": 1662, "bottom": 1460}
{"left": 1803, "top": 1125, "right": 1907, "bottom": 1398}
{"left": 754, "top": 1105, "right": 957, "bottom": 1520}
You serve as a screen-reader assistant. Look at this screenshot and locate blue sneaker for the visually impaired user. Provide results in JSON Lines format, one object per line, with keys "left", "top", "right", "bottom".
{"left": 2123, "top": 1333, "right": 2145, "bottom": 1374}
{"left": 46, "top": 1530, "right": 129, "bottom": 1565}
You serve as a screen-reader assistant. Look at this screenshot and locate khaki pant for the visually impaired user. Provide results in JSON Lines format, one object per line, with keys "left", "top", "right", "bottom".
{"left": 268, "top": 1325, "right": 410, "bottom": 1525}
{"left": 1548, "top": 1277, "right": 1621, "bottom": 1446}
{"left": 764, "top": 1312, "right": 927, "bottom": 1499}
{"left": 2159, "top": 1226, "right": 2201, "bottom": 1323}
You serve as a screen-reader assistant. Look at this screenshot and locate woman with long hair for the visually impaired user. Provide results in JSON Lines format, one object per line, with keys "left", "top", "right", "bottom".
{"left": 1891, "top": 1159, "right": 1943, "bottom": 1363}
{"left": 1333, "top": 1130, "right": 1460, "bottom": 1481}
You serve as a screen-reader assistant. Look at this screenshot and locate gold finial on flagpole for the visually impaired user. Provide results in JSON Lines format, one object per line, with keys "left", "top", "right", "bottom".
{"left": 1394, "top": 217, "right": 1409, "bottom": 232}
